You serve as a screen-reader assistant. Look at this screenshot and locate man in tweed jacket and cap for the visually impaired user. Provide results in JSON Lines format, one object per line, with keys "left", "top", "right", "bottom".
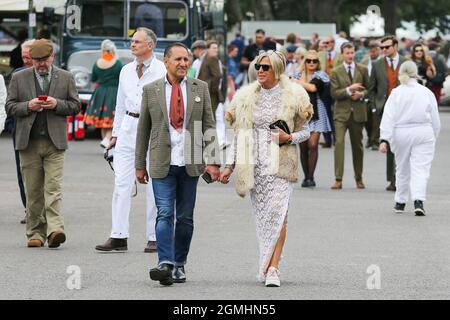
{"left": 5, "top": 39, "right": 80, "bottom": 248}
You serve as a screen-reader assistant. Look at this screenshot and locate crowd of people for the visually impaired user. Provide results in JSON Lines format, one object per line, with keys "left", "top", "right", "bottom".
{"left": 0, "top": 26, "right": 444, "bottom": 289}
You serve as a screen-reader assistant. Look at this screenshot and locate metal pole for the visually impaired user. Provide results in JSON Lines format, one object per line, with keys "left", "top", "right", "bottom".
{"left": 28, "top": 0, "right": 33, "bottom": 39}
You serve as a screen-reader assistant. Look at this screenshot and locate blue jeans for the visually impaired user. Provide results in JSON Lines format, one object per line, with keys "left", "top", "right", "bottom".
{"left": 152, "top": 166, "right": 199, "bottom": 267}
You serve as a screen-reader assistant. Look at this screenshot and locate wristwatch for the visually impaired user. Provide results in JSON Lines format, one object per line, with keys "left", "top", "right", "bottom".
{"left": 286, "top": 134, "right": 293, "bottom": 145}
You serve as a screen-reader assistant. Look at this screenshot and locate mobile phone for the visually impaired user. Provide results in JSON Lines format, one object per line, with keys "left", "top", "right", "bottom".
{"left": 202, "top": 172, "right": 213, "bottom": 184}
{"left": 38, "top": 95, "right": 48, "bottom": 101}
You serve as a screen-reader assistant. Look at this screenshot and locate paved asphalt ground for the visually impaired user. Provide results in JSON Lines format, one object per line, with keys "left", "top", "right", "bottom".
{"left": 0, "top": 110, "right": 449, "bottom": 300}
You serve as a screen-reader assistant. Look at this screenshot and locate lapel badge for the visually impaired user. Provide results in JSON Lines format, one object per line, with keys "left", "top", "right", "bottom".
{"left": 194, "top": 96, "right": 201, "bottom": 103}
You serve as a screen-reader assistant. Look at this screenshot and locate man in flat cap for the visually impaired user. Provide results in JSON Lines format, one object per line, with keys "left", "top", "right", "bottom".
{"left": 190, "top": 40, "right": 207, "bottom": 78}
{"left": 5, "top": 39, "right": 80, "bottom": 248}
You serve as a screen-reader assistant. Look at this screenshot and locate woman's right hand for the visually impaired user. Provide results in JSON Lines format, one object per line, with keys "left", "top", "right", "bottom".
{"left": 379, "top": 142, "right": 388, "bottom": 154}
{"left": 108, "top": 137, "right": 117, "bottom": 149}
{"left": 219, "top": 168, "right": 233, "bottom": 184}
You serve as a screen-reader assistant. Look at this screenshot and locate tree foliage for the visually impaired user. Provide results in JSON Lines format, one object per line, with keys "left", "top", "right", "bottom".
{"left": 226, "top": 0, "right": 450, "bottom": 35}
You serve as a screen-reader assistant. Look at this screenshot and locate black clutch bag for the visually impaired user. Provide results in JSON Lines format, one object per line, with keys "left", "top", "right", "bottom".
{"left": 270, "top": 120, "right": 291, "bottom": 146}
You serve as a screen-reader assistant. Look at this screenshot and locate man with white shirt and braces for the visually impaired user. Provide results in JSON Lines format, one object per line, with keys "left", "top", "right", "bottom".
{"left": 95, "top": 27, "right": 166, "bottom": 253}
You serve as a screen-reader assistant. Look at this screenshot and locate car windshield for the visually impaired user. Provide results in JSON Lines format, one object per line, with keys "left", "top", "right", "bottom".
{"left": 67, "top": 0, "right": 188, "bottom": 40}
{"left": 130, "top": 1, "right": 187, "bottom": 40}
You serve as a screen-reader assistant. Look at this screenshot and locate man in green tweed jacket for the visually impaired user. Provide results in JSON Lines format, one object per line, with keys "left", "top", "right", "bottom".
{"left": 135, "top": 42, "right": 220, "bottom": 286}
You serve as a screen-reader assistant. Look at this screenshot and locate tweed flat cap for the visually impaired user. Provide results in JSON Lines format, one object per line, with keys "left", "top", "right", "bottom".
{"left": 191, "top": 40, "right": 207, "bottom": 50}
{"left": 29, "top": 39, "right": 53, "bottom": 59}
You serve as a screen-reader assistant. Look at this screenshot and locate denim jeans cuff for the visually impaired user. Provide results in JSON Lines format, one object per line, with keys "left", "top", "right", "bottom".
{"left": 174, "top": 261, "right": 186, "bottom": 267}
{"left": 158, "top": 260, "right": 174, "bottom": 267}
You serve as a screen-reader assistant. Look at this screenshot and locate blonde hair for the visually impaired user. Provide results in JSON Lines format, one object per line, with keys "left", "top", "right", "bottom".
{"left": 255, "top": 50, "right": 286, "bottom": 80}
{"left": 299, "top": 50, "right": 320, "bottom": 75}
{"left": 398, "top": 61, "right": 418, "bottom": 85}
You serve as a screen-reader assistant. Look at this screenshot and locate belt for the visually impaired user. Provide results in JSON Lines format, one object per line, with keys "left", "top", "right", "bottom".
{"left": 126, "top": 111, "right": 140, "bottom": 118}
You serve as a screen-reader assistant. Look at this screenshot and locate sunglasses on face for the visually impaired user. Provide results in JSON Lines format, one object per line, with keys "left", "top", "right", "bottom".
{"left": 415, "top": 49, "right": 424, "bottom": 52}
{"left": 380, "top": 44, "right": 393, "bottom": 50}
{"left": 305, "top": 59, "right": 319, "bottom": 64}
{"left": 255, "top": 63, "right": 271, "bottom": 71}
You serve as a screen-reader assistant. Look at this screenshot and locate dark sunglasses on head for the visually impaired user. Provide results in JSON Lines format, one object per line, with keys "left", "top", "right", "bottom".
{"left": 255, "top": 63, "right": 271, "bottom": 71}
{"left": 305, "top": 59, "right": 319, "bottom": 64}
{"left": 380, "top": 44, "right": 393, "bottom": 50}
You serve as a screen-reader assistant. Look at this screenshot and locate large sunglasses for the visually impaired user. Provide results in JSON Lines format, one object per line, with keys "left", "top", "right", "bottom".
{"left": 255, "top": 63, "right": 271, "bottom": 71}
{"left": 380, "top": 44, "right": 393, "bottom": 50}
{"left": 415, "top": 48, "right": 424, "bottom": 52}
{"left": 305, "top": 59, "right": 319, "bottom": 64}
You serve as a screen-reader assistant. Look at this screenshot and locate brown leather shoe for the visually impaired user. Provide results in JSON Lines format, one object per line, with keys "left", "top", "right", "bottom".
{"left": 331, "top": 180, "right": 342, "bottom": 189}
{"left": 144, "top": 240, "right": 157, "bottom": 253}
{"left": 356, "top": 180, "right": 365, "bottom": 189}
{"left": 48, "top": 231, "right": 66, "bottom": 248}
{"left": 95, "top": 238, "right": 128, "bottom": 251}
{"left": 27, "top": 239, "right": 43, "bottom": 247}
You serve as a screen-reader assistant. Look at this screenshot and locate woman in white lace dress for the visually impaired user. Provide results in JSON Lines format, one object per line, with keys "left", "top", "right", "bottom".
{"left": 221, "top": 50, "right": 313, "bottom": 287}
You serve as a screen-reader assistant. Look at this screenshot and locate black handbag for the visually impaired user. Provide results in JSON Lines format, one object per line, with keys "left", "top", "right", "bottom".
{"left": 269, "top": 120, "right": 291, "bottom": 146}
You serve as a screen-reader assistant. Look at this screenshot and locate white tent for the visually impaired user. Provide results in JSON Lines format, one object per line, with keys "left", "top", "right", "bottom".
{"left": 0, "top": 0, "right": 66, "bottom": 14}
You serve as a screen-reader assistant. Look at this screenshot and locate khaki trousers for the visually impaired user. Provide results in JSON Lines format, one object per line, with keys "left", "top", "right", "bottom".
{"left": 20, "top": 137, "right": 65, "bottom": 244}
{"left": 334, "top": 115, "right": 365, "bottom": 181}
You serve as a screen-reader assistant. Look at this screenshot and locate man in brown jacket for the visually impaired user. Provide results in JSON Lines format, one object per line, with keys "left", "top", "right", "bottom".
{"left": 5, "top": 39, "right": 80, "bottom": 248}
{"left": 197, "top": 40, "right": 224, "bottom": 116}
{"left": 330, "top": 42, "right": 370, "bottom": 190}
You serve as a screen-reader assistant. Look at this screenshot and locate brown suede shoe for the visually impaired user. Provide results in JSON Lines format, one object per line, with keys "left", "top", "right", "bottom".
{"left": 95, "top": 238, "right": 128, "bottom": 252}
{"left": 356, "top": 180, "right": 365, "bottom": 189}
{"left": 331, "top": 180, "right": 342, "bottom": 189}
{"left": 27, "top": 239, "right": 43, "bottom": 247}
{"left": 48, "top": 231, "right": 66, "bottom": 248}
{"left": 144, "top": 240, "right": 157, "bottom": 253}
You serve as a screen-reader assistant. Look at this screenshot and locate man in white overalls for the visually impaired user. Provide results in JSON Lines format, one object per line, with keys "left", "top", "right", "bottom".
{"left": 96, "top": 28, "right": 166, "bottom": 252}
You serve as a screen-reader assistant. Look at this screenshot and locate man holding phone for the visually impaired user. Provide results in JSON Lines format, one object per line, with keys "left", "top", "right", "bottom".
{"left": 5, "top": 39, "right": 80, "bottom": 248}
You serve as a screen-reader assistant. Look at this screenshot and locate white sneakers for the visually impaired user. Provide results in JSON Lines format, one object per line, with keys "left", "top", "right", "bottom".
{"left": 265, "top": 267, "right": 281, "bottom": 287}
{"left": 100, "top": 137, "right": 110, "bottom": 149}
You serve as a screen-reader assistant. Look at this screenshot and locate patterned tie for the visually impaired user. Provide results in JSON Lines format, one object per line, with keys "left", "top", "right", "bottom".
{"left": 389, "top": 58, "right": 395, "bottom": 71}
{"left": 137, "top": 63, "right": 144, "bottom": 78}
{"left": 347, "top": 65, "right": 353, "bottom": 83}
{"left": 168, "top": 78, "right": 184, "bottom": 132}
{"left": 43, "top": 75, "right": 50, "bottom": 93}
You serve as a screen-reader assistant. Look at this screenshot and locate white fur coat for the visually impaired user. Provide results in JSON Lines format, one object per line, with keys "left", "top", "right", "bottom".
{"left": 225, "top": 75, "right": 313, "bottom": 197}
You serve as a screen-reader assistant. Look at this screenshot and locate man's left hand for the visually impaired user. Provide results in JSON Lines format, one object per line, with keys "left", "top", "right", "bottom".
{"left": 204, "top": 165, "right": 220, "bottom": 182}
{"left": 351, "top": 91, "right": 364, "bottom": 101}
{"left": 41, "top": 96, "right": 57, "bottom": 110}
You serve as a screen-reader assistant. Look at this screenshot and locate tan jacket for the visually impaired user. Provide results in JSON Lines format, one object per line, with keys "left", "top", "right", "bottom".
{"left": 225, "top": 75, "right": 313, "bottom": 197}
{"left": 5, "top": 66, "right": 81, "bottom": 150}
{"left": 135, "top": 77, "right": 219, "bottom": 178}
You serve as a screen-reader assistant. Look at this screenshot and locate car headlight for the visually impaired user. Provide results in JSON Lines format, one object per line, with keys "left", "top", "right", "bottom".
{"left": 70, "top": 67, "right": 91, "bottom": 89}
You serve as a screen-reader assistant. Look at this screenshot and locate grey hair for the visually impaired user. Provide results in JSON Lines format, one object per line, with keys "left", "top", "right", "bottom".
{"left": 136, "top": 27, "right": 157, "bottom": 46}
{"left": 255, "top": 50, "right": 286, "bottom": 80}
{"left": 398, "top": 60, "right": 418, "bottom": 85}
{"left": 21, "top": 39, "right": 35, "bottom": 50}
{"left": 101, "top": 39, "right": 116, "bottom": 53}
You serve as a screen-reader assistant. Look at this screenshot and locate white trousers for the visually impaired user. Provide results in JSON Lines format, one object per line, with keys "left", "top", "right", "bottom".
{"left": 111, "top": 115, "right": 157, "bottom": 240}
{"left": 215, "top": 102, "right": 227, "bottom": 147}
{"left": 393, "top": 126, "right": 436, "bottom": 204}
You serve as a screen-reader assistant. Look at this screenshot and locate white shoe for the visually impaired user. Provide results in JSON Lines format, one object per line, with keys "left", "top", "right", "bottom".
{"left": 100, "top": 137, "right": 110, "bottom": 148}
{"left": 265, "top": 267, "right": 280, "bottom": 287}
